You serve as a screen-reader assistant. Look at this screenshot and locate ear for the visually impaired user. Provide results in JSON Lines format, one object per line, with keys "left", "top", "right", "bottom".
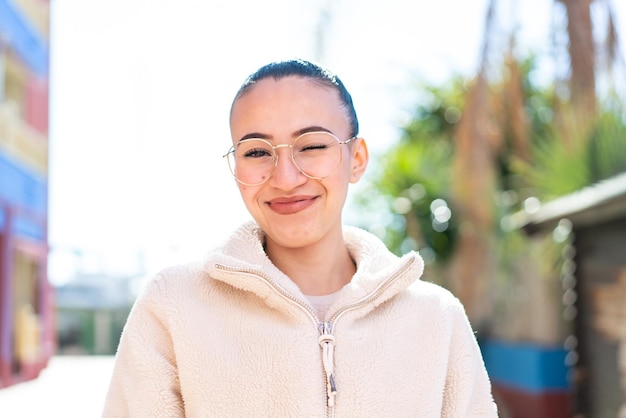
{"left": 349, "top": 137, "right": 369, "bottom": 184}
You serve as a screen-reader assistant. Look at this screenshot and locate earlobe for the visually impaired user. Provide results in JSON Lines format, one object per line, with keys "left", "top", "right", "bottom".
{"left": 349, "top": 138, "right": 369, "bottom": 183}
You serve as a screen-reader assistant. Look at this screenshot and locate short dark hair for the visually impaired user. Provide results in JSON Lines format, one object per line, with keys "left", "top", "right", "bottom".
{"left": 232, "top": 59, "right": 359, "bottom": 137}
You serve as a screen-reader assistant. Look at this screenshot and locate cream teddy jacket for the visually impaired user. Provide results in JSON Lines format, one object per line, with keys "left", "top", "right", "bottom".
{"left": 102, "top": 222, "right": 498, "bottom": 417}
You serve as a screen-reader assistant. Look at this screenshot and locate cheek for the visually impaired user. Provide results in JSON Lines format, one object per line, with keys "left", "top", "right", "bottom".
{"left": 237, "top": 185, "right": 266, "bottom": 214}
{"left": 325, "top": 167, "right": 351, "bottom": 197}
{"left": 339, "top": 157, "right": 354, "bottom": 179}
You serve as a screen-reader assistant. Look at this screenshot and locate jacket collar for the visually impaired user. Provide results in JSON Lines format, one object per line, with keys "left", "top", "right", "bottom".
{"left": 205, "top": 221, "right": 424, "bottom": 319}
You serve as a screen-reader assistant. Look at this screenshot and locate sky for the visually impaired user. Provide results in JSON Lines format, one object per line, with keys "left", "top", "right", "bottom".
{"left": 47, "top": 0, "right": 625, "bottom": 284}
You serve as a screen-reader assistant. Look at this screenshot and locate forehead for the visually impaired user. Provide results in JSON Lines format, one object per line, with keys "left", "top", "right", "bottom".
{"left": 230, "top": 77, "right": 348, "bottom": 135}
{"left": 237, "top": 75, "right": 339, "bottom": 100}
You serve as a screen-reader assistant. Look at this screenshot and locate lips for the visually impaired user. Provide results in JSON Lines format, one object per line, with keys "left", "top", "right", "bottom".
{"left": 266, "top": 195, "right": 318, "bottom": 215}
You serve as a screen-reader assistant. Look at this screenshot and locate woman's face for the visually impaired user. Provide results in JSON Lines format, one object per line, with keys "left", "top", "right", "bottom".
{"left": 229, "top": 76, "right": 368, "bottom": 251}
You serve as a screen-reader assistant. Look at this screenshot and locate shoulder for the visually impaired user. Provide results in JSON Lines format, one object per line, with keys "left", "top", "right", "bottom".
{"left": 403, "top": 279, "right": 468, "bottom": 319}
{"left": 137, "top": 260, "right": 211, "bottom": 303}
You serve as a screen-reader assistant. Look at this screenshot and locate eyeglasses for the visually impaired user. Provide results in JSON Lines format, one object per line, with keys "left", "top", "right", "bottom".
{"left": 223, "top": 131, "right": 356, "bottom": 186}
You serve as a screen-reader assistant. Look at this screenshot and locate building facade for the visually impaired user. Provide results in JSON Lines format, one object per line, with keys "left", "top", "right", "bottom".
{"left": 520, "top": 173, "right": 626, "bottom": 417}
{"left": 0, "top": 0, "right": 52, "bottom": 388}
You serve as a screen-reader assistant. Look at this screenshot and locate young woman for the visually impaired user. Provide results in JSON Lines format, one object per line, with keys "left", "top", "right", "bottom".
{"left": 102, "top": 59, "right": 498, "bottom": 417}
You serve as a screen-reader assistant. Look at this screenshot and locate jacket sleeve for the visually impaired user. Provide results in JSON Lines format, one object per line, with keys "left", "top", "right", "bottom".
{"left": 442, "top": 298, "right": 499, "bottom": 417}
{"left": 101, "top": 275, "right": 184, "bottom": 418}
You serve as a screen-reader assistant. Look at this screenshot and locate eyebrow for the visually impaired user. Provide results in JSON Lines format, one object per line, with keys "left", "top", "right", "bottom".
{"left": 237, "top": 125, "right": 333, "bottom": 143}
{"left": 294, "top": 125, "right": 333, "bottom": 136}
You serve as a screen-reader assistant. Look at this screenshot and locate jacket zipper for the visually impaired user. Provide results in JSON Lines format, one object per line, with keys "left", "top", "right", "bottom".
{"left": 319, "top": 320, "right": 337, "bottom": 416}
{"left": 214, "top": 255, "right": 416, "bottom": 417}
{"left": 316, "top": 255, "right": 416, "bottom": 418}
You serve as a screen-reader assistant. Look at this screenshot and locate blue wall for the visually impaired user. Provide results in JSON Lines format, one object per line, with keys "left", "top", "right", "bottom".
{"left": 0, "top": 151, "right": 47, "bottom": 240}
{"left": 481, "top": 339, "right": 571, "bottom": 393}
{"left": 0, "top": 0, "right": 49, "bottom": 76}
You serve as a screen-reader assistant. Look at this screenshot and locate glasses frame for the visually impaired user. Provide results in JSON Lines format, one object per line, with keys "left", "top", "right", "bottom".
{"left": 223, "top": 131, "right": 357, "bottom": 186}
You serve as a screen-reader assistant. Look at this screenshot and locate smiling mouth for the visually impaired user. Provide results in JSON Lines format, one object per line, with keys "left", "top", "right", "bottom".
{"left": 267, "top": 196, "right": 318, "bottom": 215}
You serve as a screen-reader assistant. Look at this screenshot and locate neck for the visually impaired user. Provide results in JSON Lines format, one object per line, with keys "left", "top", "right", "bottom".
{"left": 265, "top": 230, "right": 355, "bottom": 296}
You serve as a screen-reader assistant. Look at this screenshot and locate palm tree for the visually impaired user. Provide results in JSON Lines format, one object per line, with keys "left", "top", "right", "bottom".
{"left": 446, "top": 0, "right": 624, "bottom": 326}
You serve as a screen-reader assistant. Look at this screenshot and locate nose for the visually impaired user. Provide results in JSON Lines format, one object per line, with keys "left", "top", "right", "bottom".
{"left": 268, "top": 146, "right": 307, "bottom": 189}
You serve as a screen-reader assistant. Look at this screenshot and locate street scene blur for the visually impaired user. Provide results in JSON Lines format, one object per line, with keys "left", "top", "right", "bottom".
{"left": 1, "top": 0, "right": 626, "bottom": 417}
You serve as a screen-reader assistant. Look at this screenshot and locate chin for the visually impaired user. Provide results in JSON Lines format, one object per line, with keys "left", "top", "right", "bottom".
{"left": 265, "top": 223, "right": 321, "bottom": 248}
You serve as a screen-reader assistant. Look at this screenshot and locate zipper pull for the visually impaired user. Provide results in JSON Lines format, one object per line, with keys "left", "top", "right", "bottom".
{"left": 318, "top": 321, "right": 337, "bottom": 408}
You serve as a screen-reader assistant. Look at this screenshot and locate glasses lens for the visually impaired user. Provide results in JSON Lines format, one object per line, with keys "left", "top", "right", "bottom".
{"left": 225, "top": 132, "right": 344, "bottom": 185}
{"left": 228, "top": 139, "right": 276, "bottom": 185}
{"left": 292, "top": 132, "right": 342, "bottom": 179}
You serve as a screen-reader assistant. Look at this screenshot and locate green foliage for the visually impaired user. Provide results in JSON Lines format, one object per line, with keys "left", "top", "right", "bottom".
{"left": 513, "top": 110, "right": 626, "bottom": 200}
{"left": 354, "top": 79, "right": 465, "bottom": 260}
{"left": 512, "top": 129, "right": 591, "bottom": 200}
{"left": 587, "top": 111, "right": 626, "bottom": 180}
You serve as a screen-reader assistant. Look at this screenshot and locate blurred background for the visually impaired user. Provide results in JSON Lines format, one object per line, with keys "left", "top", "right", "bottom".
{"left": 1, "top": 0, "right": 625, "bottom": 417}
